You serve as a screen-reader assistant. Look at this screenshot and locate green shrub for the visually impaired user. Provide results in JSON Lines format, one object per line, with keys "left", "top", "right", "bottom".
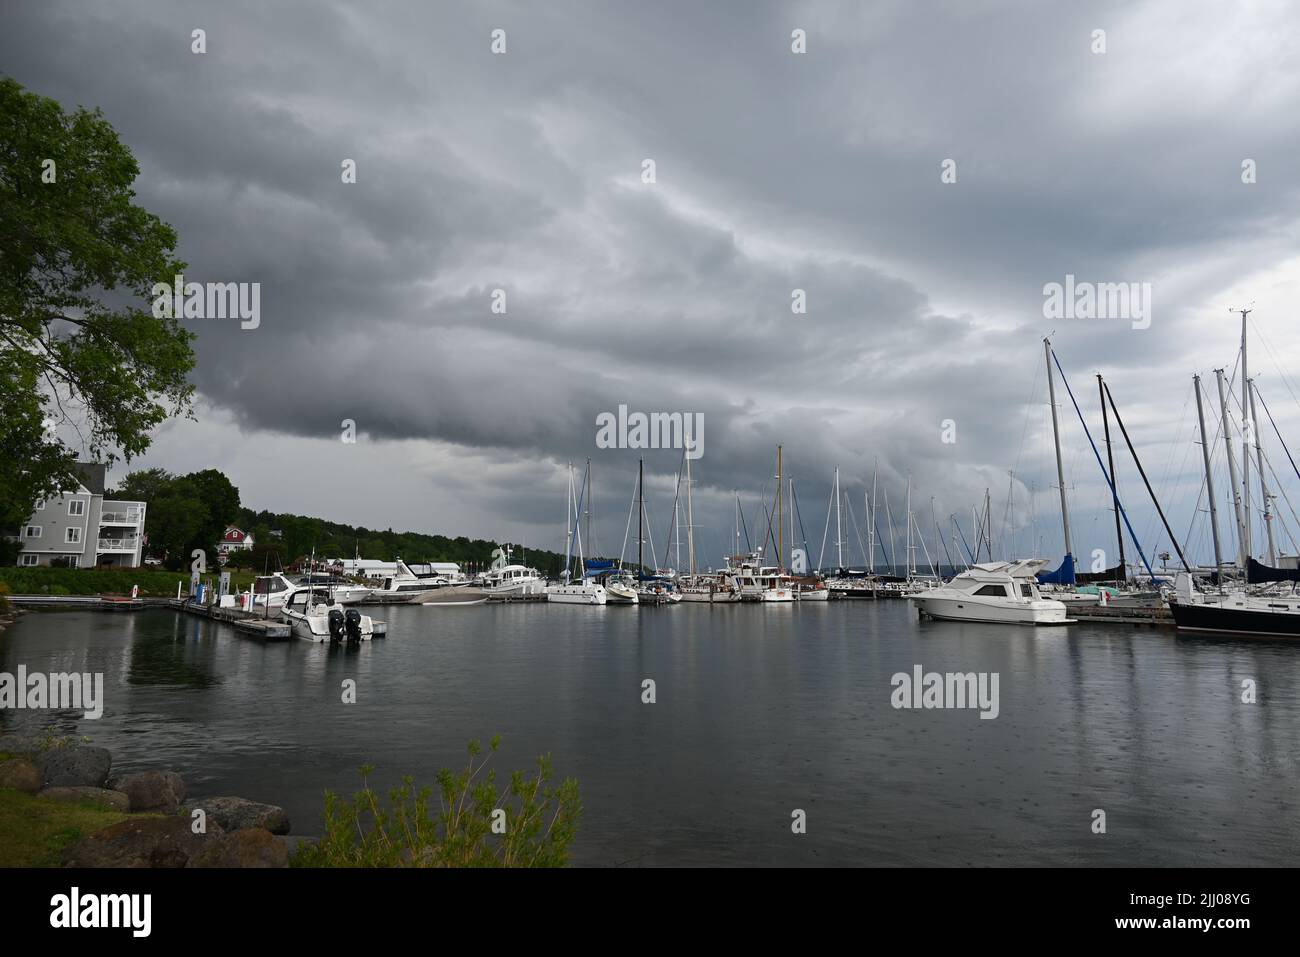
{"left": 292, "top": 736, "right": 581, "bottom": 868}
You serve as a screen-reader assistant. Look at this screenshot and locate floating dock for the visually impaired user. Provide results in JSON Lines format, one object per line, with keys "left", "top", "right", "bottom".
{"left": 167, "top": 598, "right": 292, "bottom": 640}
{"left": 1067, "top": 602, "right": 1174, "bottom": 627}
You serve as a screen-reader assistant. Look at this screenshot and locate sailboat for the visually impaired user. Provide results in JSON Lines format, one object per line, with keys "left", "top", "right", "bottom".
{"left": 546, "top": 461, "right": 608, "bottom": 605}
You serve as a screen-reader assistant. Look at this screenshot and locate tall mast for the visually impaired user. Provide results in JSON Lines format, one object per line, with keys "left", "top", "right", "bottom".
{"left": 685, "top": 453, "right": 696, "bottom": 576}
{"left": 788, "top": 478, "right": 796, "bottom": 569}
{"left": 638, "top": 457, "right": 645, "bottom": 581}
{"left": 905, "top": 473, "right": 913, "bottom": 577}
{"left": 583, "top": 458, "right": 592, "bottom": 570}
{"left": 775, "top": 445, "right": 784, "bottom": 573}
{"left": 564, "top": 462, "right": 574, "bottom": 581}
{"left": 1098, "top": 374, "right": 1126, "bottom": 578}
{"left": 1215, "top": 368, "right": 1247, "bottom": 568}
{"left": 869, "top": 465, "right": 878, "bottom": 574}
{"left": 834, "top": 466, "right": 843, "bottom": 570}
{"left": 984, "top": 487, "right": 992, "bottom": 562}
{"left": 1248, "top": 379, "right": 1276, "bottom": 565}
{"left": 1193, "top": 375, "right": 1224, "bottom": 575}
{"left": 1238, "top": 308, "right": 1252, "bottom": 560}
{"left": 1044, "top": 337, "right": 1074, "bottom": 563}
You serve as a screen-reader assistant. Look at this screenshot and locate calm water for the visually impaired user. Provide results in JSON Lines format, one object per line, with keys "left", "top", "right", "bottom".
{"left": 3, "top": 602, "right": 1299, "bottom": 866}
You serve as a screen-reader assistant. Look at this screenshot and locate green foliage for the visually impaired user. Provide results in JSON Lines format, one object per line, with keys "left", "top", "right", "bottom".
{"left": 110, "top": 467, "right": 240, "bottom": 568}
{"left": 292, "top": 736, "right": 582, "bottom": 868}
{"left": 240, "top": 508, "right": 569, "bottom": 577}
{"left": 0, "top": 77, "right": 195, "bottom": 529}
{"left": 0, "top": 566, "right": 188, "bottom": 596}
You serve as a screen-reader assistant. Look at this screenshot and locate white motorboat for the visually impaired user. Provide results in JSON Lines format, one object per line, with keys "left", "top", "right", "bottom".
{"left": 279, "top": 586, "right": 380, "bottom": 642}
{"left": 481, "top": 563, "right": 546, "bottom": 598}
{"left": 910, "top": 560, "right": 1074, "bottom": 625}
{"left": 546, "top": 580, "right": 608, "bottom": 605}
{"left": 294, "top": 572, "right": 374, "bottom": 604}
{"left": 679, "top": 571, "right": 742, "bottom": 603}
{"left": 602, "top": 573, "right": 639, "bottom": 604}
{"left": 370, "top": 558, "right": 449, "bottom": 599}
{"left": 757, "top": 567, "right": 797, "bottom": 602}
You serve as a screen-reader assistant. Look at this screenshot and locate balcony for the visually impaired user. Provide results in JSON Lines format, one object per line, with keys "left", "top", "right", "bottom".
{"left": 97, "top": 535, "right": 141, "bottom": 552}
{"left": 100, "top": 504, "right": 144, "bottom": 525}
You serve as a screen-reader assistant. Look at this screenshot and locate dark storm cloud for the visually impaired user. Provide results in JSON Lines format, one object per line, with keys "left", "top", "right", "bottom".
{"left": 4, "top": 0, "right": 1299, "bottom": 562}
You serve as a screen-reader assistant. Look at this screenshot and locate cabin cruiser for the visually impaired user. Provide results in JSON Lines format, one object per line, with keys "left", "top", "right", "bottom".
{"left": 294, "top": 572, "right": 374, "bottom": 604}
{"left": 480, "top": 564, "right": 546, "bottom": 599}
{"left": 602, "top": 572, "right": 640, "bottom": 604}
{"left": 910, "top": 560, "right": 1073, "bottom": 625}
{"left": 1168, "top": 572, "right": 1300, "bottom": 638}
{"left": 636, "top": 578, "right": 682, "bottom": 604}
{"left": 546, "top": 576, "right": 608, "bottom": 605}
{"left": 223, "top": 572, "right": 297, "bottom": 611}
{"left": 793, "top": 576, "right": 830, "bottom": 601}
{"left": 679, "top": 571, "right": 742, "bottom": 603}
{"left": 370, "top": 558, "right": 450, "bottom": 600}
{"left": 280, "top": 586, "right": 381, "bottom": 642}
{"left": 756, "top": 567, "right": 797, "bottom": 602}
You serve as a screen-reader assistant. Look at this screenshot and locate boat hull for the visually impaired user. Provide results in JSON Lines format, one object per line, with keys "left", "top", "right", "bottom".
{"left": 1169, "top": 599, "right": 1300, "bottom": 638}
{"left": 546, "top": 584, "right": 608, "bottom": 605}
{"left": 415, "top": 585, "right": 487, "bottom": 604}
{"left": 911, "top": 593, "right": 1071, "bottom": 625}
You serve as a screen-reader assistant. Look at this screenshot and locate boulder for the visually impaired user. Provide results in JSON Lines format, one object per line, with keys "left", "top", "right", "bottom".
{"left": 187, "top": 828, "right": 289, "bottom": 868}
{"left": 108, "top": 771, "right": 186, "bottom": 812}
{"left": 38, "top": 786, "right": 131, "bottom": 812}
{"left": 0, "top": 757, "right": 42, "bottom": 794}
{"left": 36, "top": 746, "right": 111, "bottom": 788}
{"left": 189, "top": 796, "right": 290, "bottom": 835}
{"left": 0, "top": 734, "right": 46, "bottom": 757}
{"left": 60, "top": 816, "right": 223, "bottom": 868}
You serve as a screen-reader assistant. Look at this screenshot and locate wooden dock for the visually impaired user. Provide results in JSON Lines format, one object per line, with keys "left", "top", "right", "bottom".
{"left": 1068, "top": 602, "right": 1174, "bottom": 628}
{"left": 167, "top": 599, "right": 292, "bottom": 640}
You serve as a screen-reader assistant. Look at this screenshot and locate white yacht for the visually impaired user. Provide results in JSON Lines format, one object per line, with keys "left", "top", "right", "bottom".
{"left": 370, "top": 558, "right": 448, "bottom": 599}
{"left": 481, "top": 564, "right": 546, "bottom": 599}
{"left": 679, "top": 571, "right": 742, "bottom": 603}
{"left": 757, "top": 566, "right": 797, "bottom": 602}
{"left": 546, "top": 577, "right": 608, "bottom": 605}
{"left": 910, "top": 560, "right": 1073, "bottom": 625}
{"left": 280, "top": 586, "right": 381, "bottom": 642}
{"left": 602, "top": 571, "right": 639, "bottom": 604}
{"left": 294, "top": 572, "right": 374, "bottom": 604}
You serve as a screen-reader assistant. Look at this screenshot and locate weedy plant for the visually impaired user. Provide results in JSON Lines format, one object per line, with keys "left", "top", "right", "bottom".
{"left": 292, "top": 736, "right": 581, "bottom": 868}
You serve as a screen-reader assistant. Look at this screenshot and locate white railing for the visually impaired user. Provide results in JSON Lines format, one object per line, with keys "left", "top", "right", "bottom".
{"left": 98, "top": 536, "right": 140, "bottom": 551}
{"left": 100, "top": 509, "right": 144, "bottom": 524}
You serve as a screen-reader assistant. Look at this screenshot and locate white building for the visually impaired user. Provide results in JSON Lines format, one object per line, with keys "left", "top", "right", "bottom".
{"left": 14, "top": 463, "right": 147, "bottom": 568}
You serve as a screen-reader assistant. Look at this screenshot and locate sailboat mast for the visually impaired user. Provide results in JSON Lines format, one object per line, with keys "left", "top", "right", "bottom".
{"left": 1098, "top": 374, "right": 1126, "bottom": 577}
{"left": 869, "top": 466, "right": 877, "bottom": 574}
{"left": 564, "top": 462, "right": 574, "bottom": 580}
{"left": 905, "top": 474, "right": 913, "bottom": 577}
{"left": 685, "top": 453, "right": 696, "bottom": 576}
{"left": 776, "top": 445, "right": 784, "bottom": 572}
{"left": 638, "top": 458, "right": 645, "bottom": 581}
{"left": 834, "top": 466, "right": 843, "bottom": 570}
{"left": 1044, "top": 337, "right": 1074, "bottom": 562}
{"left": 1248, "top": 379, "right": 1276, "bottom": 565}
{"left": 1193, "top": 375, "right": 1224, "bottom": 575}
{"left": 1215, "top": 368, "right": 1247, "bottom": 568}
{"left": 1239, "top": 308, "right": 1252, "bottom": 560}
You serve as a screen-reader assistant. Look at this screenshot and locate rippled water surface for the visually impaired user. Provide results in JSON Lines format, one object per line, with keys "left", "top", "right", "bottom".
{"left": 3, "top": 602, "right": 1299, "bottom": 866}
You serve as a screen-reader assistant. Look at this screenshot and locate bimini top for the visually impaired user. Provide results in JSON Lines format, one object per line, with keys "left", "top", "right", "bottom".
{"left": 962, "top": 559, "right": 1051, "bottom": 580}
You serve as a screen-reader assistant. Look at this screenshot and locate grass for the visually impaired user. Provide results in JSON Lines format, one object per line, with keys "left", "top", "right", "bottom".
{"left": 0, "top": 567, "right": 257, "bottom": 598}
{"left": 0, "top": 787, "right": 143, "bottom": 867}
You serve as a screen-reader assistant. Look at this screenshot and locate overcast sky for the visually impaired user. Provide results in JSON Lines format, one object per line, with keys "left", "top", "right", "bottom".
{"left": 6, "top": 0, "right": 1300, "bottom": 571}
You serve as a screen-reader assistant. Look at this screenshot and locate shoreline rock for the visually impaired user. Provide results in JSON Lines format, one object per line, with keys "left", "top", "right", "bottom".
{"left": 186, "top": 795, "right": 290, "bottom": 835}
{"left": 38, "top": 786, "right": 131, "bottom": 812}
{"left": 109, "top": 770, "right": 186, "bottom": 813}
{"left": 37, "top": 745, "right": 112, "bottom": 788}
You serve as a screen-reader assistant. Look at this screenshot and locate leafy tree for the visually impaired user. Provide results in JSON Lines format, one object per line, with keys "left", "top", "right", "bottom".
{"left": 0, "top": 78, "right": 195, "bottom": 532}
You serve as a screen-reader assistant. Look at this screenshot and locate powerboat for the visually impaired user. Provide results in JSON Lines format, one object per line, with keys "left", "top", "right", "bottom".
{"left": 1168, "top": 572, "right": 1300, "bottom": 638}
{"left": 294, "top": 572, "right": 373, "bottom": 604}
{"left": 679, "top": 571, "right": 742, "bottom": 603}
{"left": 280, "top": 586, "right": 381, "bottom": 642}
{"left": 370, "top": 558, "right": 450, "bottom": 600}
{"left": 546, "top": 578, "right": 608, "bottom": 605}
{"left": 481, "top": 563, "right": 546, "bottom": 599}
{"left": 910, "top": 560, "right": 1073, "bottom": 625}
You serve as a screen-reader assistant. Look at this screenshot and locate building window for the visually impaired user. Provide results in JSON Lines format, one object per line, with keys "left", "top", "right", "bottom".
{"left": 21, "top": 554, "right": 39, "bottom": 566}
{"left": 35, "top": 500, "right": 45, "bottom": 510}
{"left": 66, "top": 527, "right": 81, "bottom": 544}
{"left": 24, "top": 526, "right": 41, "bottom": 539}
{"left": 67, "top": 556, "right": 80, "bottom": 568}
{"left": 68, "top": 499, "right": 86, "bottom": 516}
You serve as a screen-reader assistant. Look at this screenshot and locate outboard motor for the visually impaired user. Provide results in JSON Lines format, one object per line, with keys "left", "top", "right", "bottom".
{"left": 327, "top": 608, "right": 346, "bottom": 644}
{"left": 345, "top": 608, "right": 364, "bottom": 644}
